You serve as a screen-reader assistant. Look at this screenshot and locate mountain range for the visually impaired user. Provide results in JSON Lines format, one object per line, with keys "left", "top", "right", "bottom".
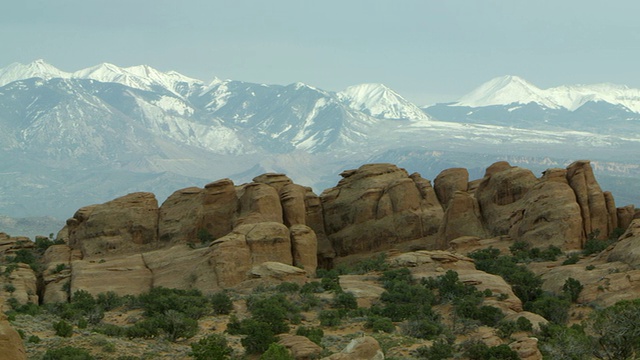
{"left": 1, "top": 60, "right": 639, "bottom": 237}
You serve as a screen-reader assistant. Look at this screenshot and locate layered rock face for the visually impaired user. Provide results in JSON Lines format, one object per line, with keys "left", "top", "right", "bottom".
{"left": 48, "top": 174, "right": 320, "bottom": 300}
{"left": 321, "top": 164, "right": 443, "bottom": 257}
{"left": 41, "top": 160, "right": 632, "bottom": 301}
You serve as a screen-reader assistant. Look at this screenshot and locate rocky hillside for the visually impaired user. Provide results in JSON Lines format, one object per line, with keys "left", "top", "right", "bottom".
{"left": 1, "top": 161, "right": 639, "bottom": 359}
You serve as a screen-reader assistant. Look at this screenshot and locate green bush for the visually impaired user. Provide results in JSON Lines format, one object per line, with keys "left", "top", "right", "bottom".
{"left": 27, "top": 335, "right": 41, "bottom": 343}
{"left": 96, "top": 291, "right": 123, "bottom": 311}
{"left": 318, "top": 309, "right": 341, "bottom": 327}
{"left": 190, "top": 333, "right": 233, "bottom": 360}
{"left": 527, "top": 294, "right": 570, "bottom": 324}
{"left": 538, "top": 324, "right": 594, "bottom": 360}
{"left": 562, "top": 253, "right": 580, "bottom": 265}
{"left": 138, "top": 287, "right": 209, "bottom": 320}
{"left": 401, "top": 318, "right": 443, "bottom": 340}
{"left": 94, "top": 324, "right": 126, "bottom": 337}
{"left": 464, "top": 341, "right": 519, "bottom": 360}
{"left": 295, "top": 326, "right": 324, "bottom": 345}
{"left": 240, "top": 319, "right": 278, "bottom": 354}
{"left": 415, "top": 338, "right": 454, "bottom": 359}
{"left": 588, "top": 299, "right": 640, "bottom": 359}
{"left": 516, "top": 316, "right": 533, "bottom": 331}
{"left": 332, "top": 291, "right": 358, "bottom": 311}
{"left": 210, "top": 291, "right": 233, "bottom": 315}
{"left": 300, "top": 281, "right": 324, "bottom": 294}
{"left": 422, "top": 270, "right": 477, "bottom": 303}
{"left": 4, "top": 283, "right": 16, "bottom": 293}
{"left": 247, "top": 294, "right": 298, "bottom": 333}
{"left": 275, "top": 282, "right": 301, "bottom": 293}
{"left": 365, "top": 316, "right": 395, "bottom": 333}
{"left": 562, "top": 278, "right": 583, "bottom": 303}
{"left": 125, "top": 317, "right": 161, "bottom": 339}
{"left": 53, "top": 320, "right": 73, "bottom": 337}
{"left": 260, "top": 343, "right": 294, "bottom": 360}
{"left": 583, "top": 230, "right": 613, "bottom": 255}
{"left": 42, "top": 346, "right": 94, "bottom": 360}
{"left": 197, "top": 228, "right": 213, "bottom": 244}
{"left": 158, "top": 310, "right": 199, "bottom": 341}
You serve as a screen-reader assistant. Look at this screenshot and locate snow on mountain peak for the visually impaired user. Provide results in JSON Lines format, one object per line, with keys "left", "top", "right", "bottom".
{"left": 0, "top": 60, "right": 70, "bottom": 87}
{"left": 338, "top": 83, "right": 430, "bottom": 120}
{"left": 454, "top": 75, "right": 559, "bottom": 109}
{"left": 454, "top": 75, "right": 640, "bottom": 113}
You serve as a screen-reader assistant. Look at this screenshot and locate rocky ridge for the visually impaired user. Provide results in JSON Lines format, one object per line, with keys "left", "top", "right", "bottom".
{"left": 1, "top": 160, "right": 639, "bottom": 359}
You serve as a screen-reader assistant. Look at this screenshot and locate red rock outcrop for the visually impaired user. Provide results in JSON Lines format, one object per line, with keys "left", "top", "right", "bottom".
{"left": 321, "top": 163, "right": 443, "bottom": 257}
{"left": 0, "top": 296, "right": 26, "bottom": 360}
{"left": 434, "top": 168, "right": 469, "bottom": 209}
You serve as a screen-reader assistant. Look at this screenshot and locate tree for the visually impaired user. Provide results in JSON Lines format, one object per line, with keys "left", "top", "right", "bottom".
{"left": 190, "top": 334, "right": 232, "bottom": 360}
{"left": 562, "top": 278, "right": 583, "bottom": 303}
{"left": 260, "top": 343, "right": 294, "bottom": 360}
{"left": 589, "top": 299, "right": 640, "bottom": 360}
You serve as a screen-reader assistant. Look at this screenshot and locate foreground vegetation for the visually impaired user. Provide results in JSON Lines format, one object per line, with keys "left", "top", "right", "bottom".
{"left": 3, "top": 235, "right": 640, "bottom": 359}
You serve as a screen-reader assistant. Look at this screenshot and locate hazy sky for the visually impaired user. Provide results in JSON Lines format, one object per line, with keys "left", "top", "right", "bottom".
{"left": 2, "top": 0, "right": 640, "bottom": 105}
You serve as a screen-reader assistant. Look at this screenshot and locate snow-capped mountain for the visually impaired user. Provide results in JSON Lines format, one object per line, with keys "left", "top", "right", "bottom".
{"left": 450, "top": 75, "right": 640, "bottom": 113}
{"left": 338, "top": 83, "right": 430, "bottom": 120}
{"left": 1, "top": 60, "right": 639, "bottom": 230}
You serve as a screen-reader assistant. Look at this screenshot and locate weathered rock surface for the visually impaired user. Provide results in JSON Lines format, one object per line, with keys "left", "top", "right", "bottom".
{"left": 433, "top": 168, "right": 469, "bottom": 209}
{"left": 0, "top": 296, "right": 26, "bottom": 360}
{"left": 509, "top": 337, "right": 543, "bottom": 360}
{"left": 607, "top": 218, "right": 640, "bottom": 268}
{"left": 71, "top": 254, "right": 153, "bottom": 297}
{"left": 278, "top": 334, "right": 323, "bottom": 360}
{"left": 66, "top": 192, "right": 159, "bottom": 258}
{"left": 438, "top": 191, "right": 487, "bottom": 248}
{"left": 323, "top": 335, "right": 384, "bottom": 360}
{"left": 321, "top": 163, "right": 443, "bottom": 257}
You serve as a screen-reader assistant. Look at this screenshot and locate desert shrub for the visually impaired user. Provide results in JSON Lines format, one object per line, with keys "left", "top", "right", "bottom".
{"left": 415, "top": 338, "right": 454, "bottom": 359}
{"left": 318, "top": 309, "right": 341, "bottom": 327}
{"left": 538, "top": 323, "right": 594, "bottom": 360}
{"left": 27, "top": 335, "right": 40, "bottom": 343}
{"left": 298, "top": 293, "right": 321, "bottom": 311}
{"left": 4, "top": 283, "right": 16, "bottom": 293}
{"left": 583, "top": 230, "right": 613, "bottom": 256}
{"left": 300, "top": 281, "right": 324, "bottom": 294}
{"left": 247, "top": 293, "right": 299, "bottom": 332}
{"left": 240, "top": 319, "right": 278, "bottom": 354}
{"left": 197, "top": 228, "right": 213, "bottom": 244}
{"left": 53, "top": 320, "right": 73, "bottom": 337}
{"left": 453, "top": 293, "right": 504, "bottom": 327}
{"left": 464, "top": 341, "right": 519, "bottom": 360}
{"left": 260, "top": 343, "right": 294, "bottom": 360}
{"left": 7, "top": 249, "right": 39, "bottom": 272}
{"left": 210, "top": 291, "right": 233, "bottom": 315}
{"left": 527, "top": 294, "right": 570, "bottom": 324}
{"left": 159, "top": 309, "right": 199, "bottom": 341}
{"left": 516, "top": 316, "right": 533, "bottom": 331}
{"left": 125, "top": 317, "right": 161, "bottom": 339}
{"left": 562, "top": 277, "right": 583, "bottom": 303}
{"left": 588, "top": 299, "right": 640, "bottom": 360}
{"left": 379, "top": 280, "right": 436, "bottom": 321}
{"left": 190, "top": 333, "right": 233, "bottom": 360}
{"left": 562, "top": 253, "right": 580, "bottom": 265}
{"left": 422, "top": 270, "right": 477, "bottom": 303}
{"left": 365, "top": 316, "right": 395, "bottom": 333}
{"left": 401, "top": 318, "right": 444, "bottom": 340}
{"left": 94, "top": 323, "right": 126, "bottom": 337}
{"left": 295, "top": 326, "right": 324, "bottom": 345}
{"left": 332, "top": 291, "right": 358, "bottom": 312}
{"left": 13, "top": 301, "right": 41, "bottom": 316}
{"left": 138, "top": 287, "right": 209, "bottom": 319}
{"left": 336, "top": 253, "right": 389, "bottom": 274}
{"left": 275, "top": 282, "right": 301, "bottom": 293}
{"left": 497, "top": 320, "right": 518, "bottom": 338}
{"left": 318, "top": 270, "right": 342, "bottom": 293}
{"left": 42, "top": 346, "right": 94, "bottom": 360}
{"left": 96, "top": 291, "right": 123, "bottom": 311}
{"left": 469, "top": 247, "right": 543, "bottom": 305}
{"left": 609, "top": 227, "right": 625, "bottom": 240}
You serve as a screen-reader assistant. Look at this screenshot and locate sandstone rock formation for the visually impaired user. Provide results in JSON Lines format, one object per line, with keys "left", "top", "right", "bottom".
{"left": 433, "top": 168, "right": 469, "bottom": 209}
{"left": 323, "top": 335, "right": 384, "bottom": 360}
{"left": 278, "top": 334, "right": 323, "bottom": 360}
{"left": 321, "top": 164, "right": 443, "bottom": 257}
{"left": 0, "top": 296, "right": 26, "bottom": 360}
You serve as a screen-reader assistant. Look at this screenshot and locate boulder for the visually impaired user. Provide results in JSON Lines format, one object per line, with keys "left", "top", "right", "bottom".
{"left": 509, "top": 337, "right": 543, "bottom": 360}
{"left": 323, "top": 336, "right": 384, "bottom": 360}
{"left": 607, "top": 219, "right": 640, "bottom": 268}
{"left": 433, "top": 168, "right": 469, "bottom": 208}
{"left": 278, "top": 334, "right": 323, "bottom": 360}
{"left": 67, "top": 192, "right": 159, "bottom": 258}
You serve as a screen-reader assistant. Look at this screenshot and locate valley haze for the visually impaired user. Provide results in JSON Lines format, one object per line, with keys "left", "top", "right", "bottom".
{"left": 1, "top": 60, "right": 639, "bottom": 238}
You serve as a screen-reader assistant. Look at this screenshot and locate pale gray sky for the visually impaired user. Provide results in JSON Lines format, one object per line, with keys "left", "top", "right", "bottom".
{"left": 2, "top": 0, "right": 639, "bottom": 105}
